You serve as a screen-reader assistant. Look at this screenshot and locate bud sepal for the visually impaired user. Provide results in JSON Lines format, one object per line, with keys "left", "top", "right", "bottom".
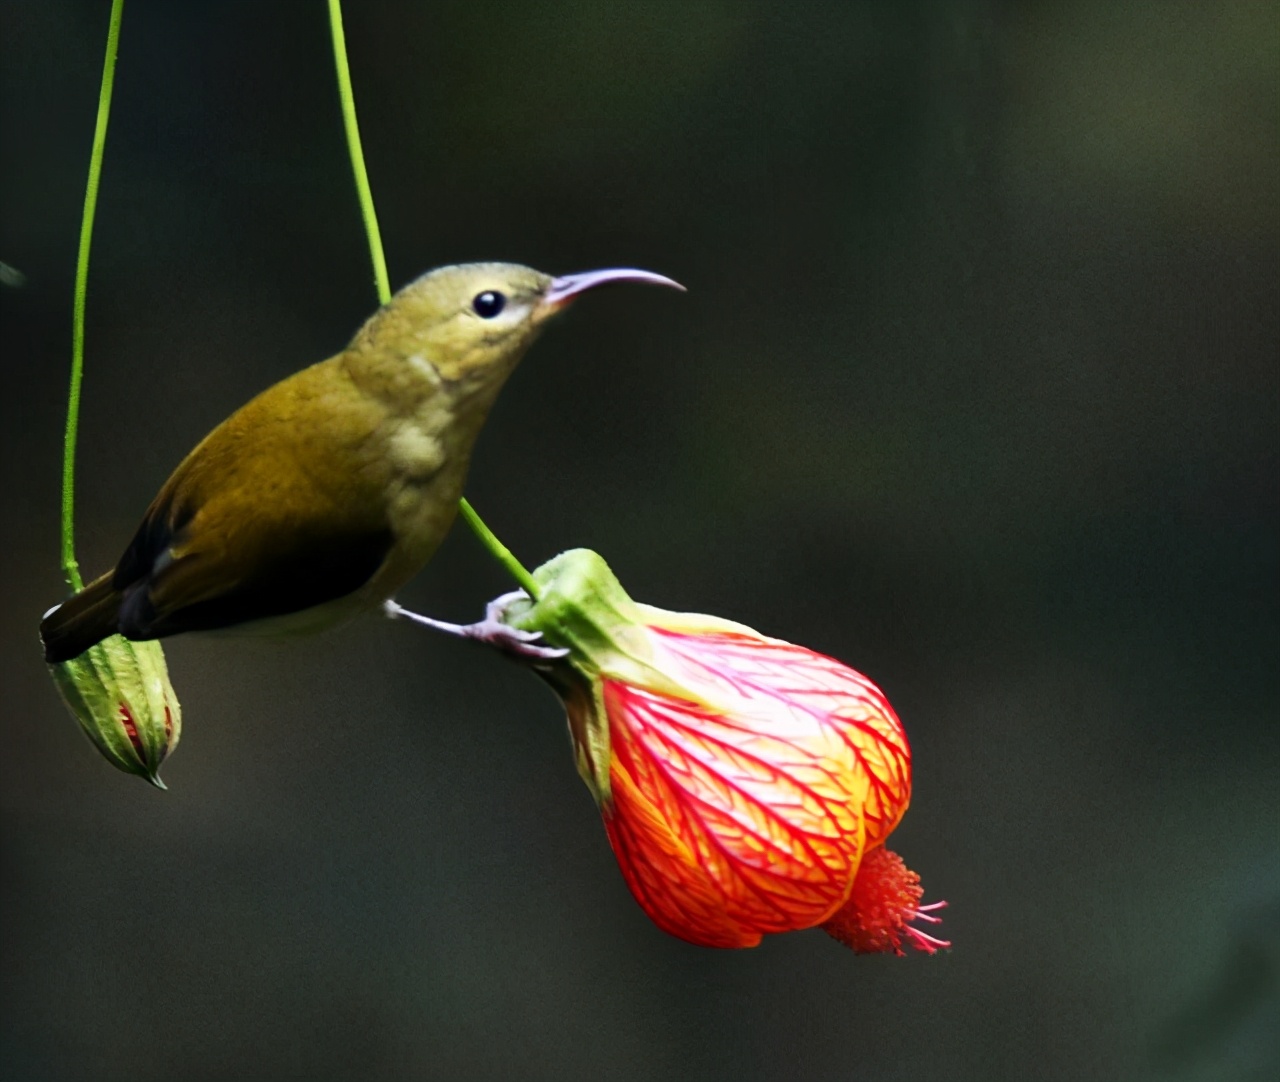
{"left": 48, "top": 634, "right": 181, "bottom": 788}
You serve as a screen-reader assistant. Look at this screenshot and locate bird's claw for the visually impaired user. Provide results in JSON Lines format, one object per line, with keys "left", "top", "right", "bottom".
{"left": 384, "top": 598, "right": 568, "bottom": 663}
{"left": 461, "top": 616, "right": 569, "bottom": 662}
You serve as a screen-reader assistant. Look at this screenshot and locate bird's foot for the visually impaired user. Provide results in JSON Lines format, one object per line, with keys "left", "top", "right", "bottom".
{"left": 384, "top": 595, "right": 568, "bottom": 662}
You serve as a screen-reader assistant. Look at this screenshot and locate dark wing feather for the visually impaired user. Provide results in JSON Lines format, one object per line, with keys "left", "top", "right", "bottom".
{"left": 115, "top": 476, "right": 394, "bottom": 637}
{"left": 116, "top": 520, "right": 393, "bottom": 638}
{"left": 114, "top": 494, "right": 193, "bottom": 591}
{"left": 109, "top": 359, "right": 398, "bottom": 639}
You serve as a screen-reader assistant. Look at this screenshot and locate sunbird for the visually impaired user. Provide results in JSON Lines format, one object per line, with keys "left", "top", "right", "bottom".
{"left": 41, "top": 262, "right": 682, "bottom": 663}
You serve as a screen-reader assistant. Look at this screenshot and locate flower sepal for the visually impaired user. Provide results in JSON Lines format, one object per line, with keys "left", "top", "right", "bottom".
{"left": 504, "top": 548, "right": 746, "bottom": 691}
{"left": 501, "top": 549, "right": 767, "bottom": 804}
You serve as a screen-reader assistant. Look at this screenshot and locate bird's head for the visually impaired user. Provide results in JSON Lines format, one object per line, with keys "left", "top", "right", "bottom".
{"left": 354, "top": 262, "right": 684, "bottom": 387}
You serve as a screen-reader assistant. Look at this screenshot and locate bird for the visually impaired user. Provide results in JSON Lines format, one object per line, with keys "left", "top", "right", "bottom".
{"left": 40, "top": 262, "right": 683, "bottom": 663}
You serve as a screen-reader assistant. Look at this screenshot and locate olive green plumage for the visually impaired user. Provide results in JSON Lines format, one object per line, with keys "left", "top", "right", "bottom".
{"left": 41, "top": 262, "right": 681, "bottom": 663}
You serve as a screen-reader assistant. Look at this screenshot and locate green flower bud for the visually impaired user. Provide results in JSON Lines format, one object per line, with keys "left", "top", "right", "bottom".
{"left": 47, "top": 636, "right": 181, "bottom": 788}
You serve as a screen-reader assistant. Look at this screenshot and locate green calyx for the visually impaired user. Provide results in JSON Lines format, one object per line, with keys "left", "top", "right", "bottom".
{"left": 506, "top": 549, "right": 678, "bottom": 692}
{"left": 501, "top": 549, "right": 772, "bottom": 805}
{"left": 505, "top": 549, "right": 684, "bottom": 806}
{"left": 49, "top": 636, "right": 181, "bottom": 788}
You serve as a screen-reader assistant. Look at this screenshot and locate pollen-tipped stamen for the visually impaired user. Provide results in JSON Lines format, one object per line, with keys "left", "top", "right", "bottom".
{"left": 902, "top": 901, "right": 951, "bottom": 952}
{"left": 904, "top": 923, "right": 952, "bottom": 953}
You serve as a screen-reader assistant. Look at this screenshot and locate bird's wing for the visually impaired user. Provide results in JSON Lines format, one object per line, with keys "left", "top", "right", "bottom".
{"left": 113, "top": 360, "right": 398, "bottom": 638}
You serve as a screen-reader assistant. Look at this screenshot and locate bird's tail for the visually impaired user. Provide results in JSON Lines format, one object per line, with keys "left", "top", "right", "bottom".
{"left": 40, "top": 573, "right": 123, "bottom": 663}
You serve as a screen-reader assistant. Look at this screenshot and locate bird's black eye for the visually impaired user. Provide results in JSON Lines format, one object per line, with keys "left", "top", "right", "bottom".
{"left": 472, "top": 291, "right": 506, "bottom": 318}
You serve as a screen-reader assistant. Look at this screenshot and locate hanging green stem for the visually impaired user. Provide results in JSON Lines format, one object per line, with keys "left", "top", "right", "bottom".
{"left": 326, "top": 0, "right": 389, "bottom": 307}
{"left": 62, "top": 0, "right": 126, "bottom": 592}
{"left": 326, "top": 0, "right": 539, "bottom": 599}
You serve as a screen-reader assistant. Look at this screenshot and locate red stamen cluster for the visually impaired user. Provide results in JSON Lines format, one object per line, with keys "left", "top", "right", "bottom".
{"left": 822, "top": 846, "right": 950, "bottom": 955}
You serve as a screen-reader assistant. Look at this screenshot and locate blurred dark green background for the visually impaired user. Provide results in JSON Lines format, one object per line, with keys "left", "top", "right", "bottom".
{"left": 2, "top": 2, "right": 1277, "bottom": 1080}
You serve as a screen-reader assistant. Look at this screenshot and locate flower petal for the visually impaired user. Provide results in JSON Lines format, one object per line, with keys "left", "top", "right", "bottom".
{"left": 601, "top": 678, "right": 865, "bottom": 947}
{"left": 651, "top": 629, "right": 912, "bottom": 847}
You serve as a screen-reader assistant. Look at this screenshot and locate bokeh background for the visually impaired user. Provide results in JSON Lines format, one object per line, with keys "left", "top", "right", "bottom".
{"left": 2, "top": 2, "right": 1277, "bottom": 1079}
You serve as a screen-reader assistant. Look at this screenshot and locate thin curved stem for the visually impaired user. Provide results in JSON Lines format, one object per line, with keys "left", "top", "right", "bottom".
{"left": 63, "top": 0, "right": 126, "bottom": 592}
{"left": 456, "top": 501, "right": 540, "bottom": 598}
{"left": 326, "top": 0, "right": 389, "bottom": 307}
{"left": 326, "top": 0, "right": 538, "bottom": 599}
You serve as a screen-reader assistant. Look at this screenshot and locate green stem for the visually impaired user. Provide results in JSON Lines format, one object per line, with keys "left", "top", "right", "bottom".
{"left": 326, "top": 0, "right": 538, "bottom": 598}
{"left": 63, "top": 0, "right": 125, "bottom": 592}
{"left": 457, "top": 501, "right": 540, "bottom": 598}
{"left": 326, "top": 0, "right": 389, "bottom": 307}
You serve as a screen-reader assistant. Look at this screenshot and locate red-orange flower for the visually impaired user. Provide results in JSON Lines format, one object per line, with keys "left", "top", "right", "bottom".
{"left": 501, "top": 549, "right": 948, "bottom": 952}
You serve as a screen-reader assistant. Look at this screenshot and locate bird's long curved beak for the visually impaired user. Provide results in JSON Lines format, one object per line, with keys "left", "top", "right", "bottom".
{"left": 535, "top": 267, "right": 685, "bottom": 321}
